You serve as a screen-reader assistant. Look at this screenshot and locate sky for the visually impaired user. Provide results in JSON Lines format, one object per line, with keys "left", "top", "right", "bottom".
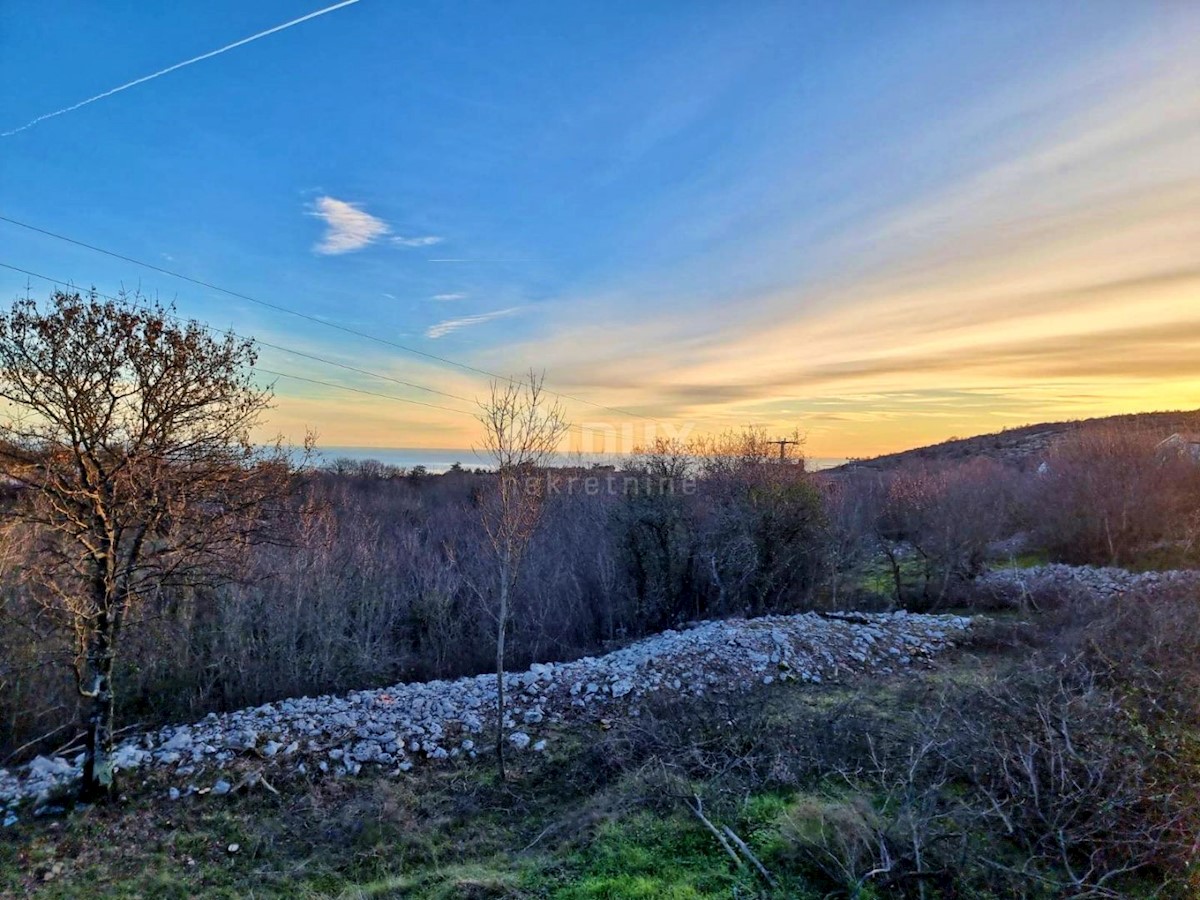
{"left": 1, "top": 0, "right": 1199, "bottom": 458}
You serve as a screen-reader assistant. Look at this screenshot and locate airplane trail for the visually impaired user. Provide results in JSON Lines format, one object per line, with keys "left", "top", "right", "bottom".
{"left": 2, "top": 0, "right": 361, "bottom": 137}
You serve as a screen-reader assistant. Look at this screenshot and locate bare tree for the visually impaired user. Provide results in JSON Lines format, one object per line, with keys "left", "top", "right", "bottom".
{"left": 475, "top": 370, "right": 568, "bottom": 778}
{"left": 1028, "top": 425, "right": 1200, "bottom": 566}
{"left": 0, "top": 290, "right": 292, "bottom": 799}
{"left": 819, "top": 472, "right": 879, "bottom": 608}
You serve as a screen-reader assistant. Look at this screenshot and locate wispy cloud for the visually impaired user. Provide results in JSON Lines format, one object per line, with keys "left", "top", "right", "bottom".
{"left": 392, "top": 235, "right": 443, "bottom": 247}
{"left": 310, "top": 196, "right": 389, "bottom": 255}
{"left": 471, "top": 59, "right": 1200, "bottom": 456}
{"left": 2, "top": 0, "right": 361, "bottom": 138}
{"left": 426, "top": 307, "right": 520, "bottom": 339}
{"left": 432, "top": 292, "right": 467, "bottom": 301}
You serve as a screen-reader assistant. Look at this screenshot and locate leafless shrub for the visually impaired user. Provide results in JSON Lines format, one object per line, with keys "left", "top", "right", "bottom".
{"left": 870, "top": 459, "right": 1019, "bottom": 609}
{"left": 947, "top": 672, "right": 1169, "bottom": 895}
{"left": 940, "top": 589, "right": 1200, "bottom": 896}
{"left": 1026, "top": 425, "right": 1200, "bottom": 567}
{"left": 575, "top": 587, "right": 1200, "bottom": 897}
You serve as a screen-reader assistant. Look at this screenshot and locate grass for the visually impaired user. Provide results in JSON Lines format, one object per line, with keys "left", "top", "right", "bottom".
{"left": 1, "top": 669, "right": 942, "bottom": 899}
{"left": 854, "top": 556, "right": 923, "bottom": 599}
{"left": 856, "top": 550, "right": 1057, "bottom": 598}
{"left": 0, "top": 756, "right": 815, "bottom": 899}
{"left": 548, "top": 813, "right": 752, "bottom": 899}
{"left": 991, "top": 551, "right": 1050, "bottom": 570}
{"left": 3, "top": 651, "right": 994, "bottom": 898}
{"left": 3, "top": 622, "right": 1169, "bottom": 899}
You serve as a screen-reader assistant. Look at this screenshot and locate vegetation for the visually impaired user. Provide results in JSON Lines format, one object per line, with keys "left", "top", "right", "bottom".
{"left": 3, "top": 372, "right": 1199, "bottom": 770}
{"left": 2, "top": 289, "right": 1200, "bottom": 894}
{"left": 0, "top": 290, "right": 294, "bottom": 799}
{"left": 4, "top": 584, "right": 1200, "bottom": 897}
{"left": 842, "top": 409, "right": 1200, "bottom": 473}
{"left": 474, "top": 370, "right": 569, "bottom": 777}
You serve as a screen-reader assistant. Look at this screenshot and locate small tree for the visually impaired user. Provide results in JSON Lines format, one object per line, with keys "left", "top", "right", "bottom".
{"left": 618, "top": 437, "right": 697, "bottom": 630}
{"left": 475, "top": 370, "right": 567, "bottom": 778}
{"left": 0, "top": 290, "right": 291, "bottom": 799}
{"left": 818, "top": 472, "right": 880, "bottom": 607}
{"left": 695, "top": 427, "right": 822, "bottom": 616}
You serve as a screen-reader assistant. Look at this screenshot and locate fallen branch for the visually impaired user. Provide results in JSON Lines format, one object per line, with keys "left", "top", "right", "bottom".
{"left": 519, "top": 822, "right": 558, "bottom": 853}
{"left": 1, "top": 721, "right": 76, "bottom": 767}
{"left": 47, "top": 721, "right": 144, "bottom": 762}
{"left": 235, "top": 771, "right": 280, "bottom": 795}
{"left": 723, "top": 824, "right": 779, "bottom": 887}
{"left": 818, "top": 611, "right": 874, "bottom": 625}
{"left": 687, "top": 795, "right": 743, "bottom": 869}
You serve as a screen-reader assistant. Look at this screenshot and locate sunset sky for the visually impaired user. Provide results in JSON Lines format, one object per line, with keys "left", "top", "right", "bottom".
{"left": 2, "top": 1, "right": 1198, "bottom": 458}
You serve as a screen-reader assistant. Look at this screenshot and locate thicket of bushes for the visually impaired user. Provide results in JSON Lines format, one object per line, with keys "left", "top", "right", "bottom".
{"left": 588, "top": 583, "right": 1200, "bottom": 896}
{"left": 2, "top": 423, "right": 1199, "bottom": 763}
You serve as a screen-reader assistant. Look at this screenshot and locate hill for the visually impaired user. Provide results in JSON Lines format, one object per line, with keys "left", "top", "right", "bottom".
{"left": 833, "top": 408, "right": 1200, "bottom": 472}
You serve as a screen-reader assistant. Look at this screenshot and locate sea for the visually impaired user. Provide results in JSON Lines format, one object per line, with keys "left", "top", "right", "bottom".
{"left": 316, "top": 447, "right": 848, "bottom": 474}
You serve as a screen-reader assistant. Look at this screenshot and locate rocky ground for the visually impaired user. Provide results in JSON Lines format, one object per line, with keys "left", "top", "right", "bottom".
{"left": 0, "top": 609, "right": 971, "bottom": 819}
{"left": 975, "top": 562, "right": 1200, "bottom": 603}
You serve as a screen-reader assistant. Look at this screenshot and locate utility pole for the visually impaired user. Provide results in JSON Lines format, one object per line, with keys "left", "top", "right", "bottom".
{"left": 770, "top": 438, "right": 799, "bottom": 463}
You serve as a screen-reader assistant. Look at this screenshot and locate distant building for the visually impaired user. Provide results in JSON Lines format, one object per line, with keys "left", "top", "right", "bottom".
{"left": 1156, "top": 433, "right": 1200, "bottom": 461}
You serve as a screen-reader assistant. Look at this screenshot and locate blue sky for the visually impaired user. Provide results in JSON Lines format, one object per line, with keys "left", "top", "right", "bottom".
{"left": 2, "top": 1, "right": 1199, "bottom": 455}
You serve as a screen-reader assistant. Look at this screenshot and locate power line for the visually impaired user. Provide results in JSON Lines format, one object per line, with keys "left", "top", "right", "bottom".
{"left": 257, "top": 368, "right": 474, "bottom": 418}
{"left": 0, "top": 261, "right": 477, "bottom": 409}
{"left": 258, "top": 342, "right": 474, "bottom": 405}
{"left": 0, "top": 260, "right": 596, "bottom": 439}
{"left": 259, "top": 366, "right": 593, "bottom": 440}
{"left": 0, "top": 213, "right": 658, "bottom": 423}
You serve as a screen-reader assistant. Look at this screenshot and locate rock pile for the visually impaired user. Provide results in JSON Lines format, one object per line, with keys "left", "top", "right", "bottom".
{"left": 0, "top": 609, "right": 971, "bottom": 811}
{"left": 975, "top": 564, "right": 1200, "bottom": 603}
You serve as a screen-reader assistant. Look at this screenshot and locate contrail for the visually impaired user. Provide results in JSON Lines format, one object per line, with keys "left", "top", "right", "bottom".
{"left": 2, "top": 0, "right": 361, "bottom": 137}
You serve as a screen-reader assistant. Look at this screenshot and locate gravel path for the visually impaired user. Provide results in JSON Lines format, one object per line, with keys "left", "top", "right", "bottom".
{"left": 1, "top": 609, "right": 972, "bottom": 814}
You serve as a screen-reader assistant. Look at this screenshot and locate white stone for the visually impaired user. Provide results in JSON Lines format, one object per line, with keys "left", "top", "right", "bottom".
{"left": 163, "top": 730, "right": 193, "bottom": 751}
{"left": 112, "top": 746, "right": 147, "bottom": 771}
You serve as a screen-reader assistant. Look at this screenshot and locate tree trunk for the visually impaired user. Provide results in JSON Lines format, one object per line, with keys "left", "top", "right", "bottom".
{"left": 917, "top": 548, "right": 932, "bottom": 606}
{"left": 881, "top": 542, "right": 903, "bottom": 609}
{"left": 495, "top": 563, "right": 509, "bottom": 781}
{"left": 80, "top": 628, "right": 117, "bottom": 801}
{"left": 829, "top": 550, "right": 840, "bottom": 607}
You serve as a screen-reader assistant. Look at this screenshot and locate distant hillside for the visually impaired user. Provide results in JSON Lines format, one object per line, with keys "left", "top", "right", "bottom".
{"left": 833, "top": 409, "right": 1200, "bottom": 472}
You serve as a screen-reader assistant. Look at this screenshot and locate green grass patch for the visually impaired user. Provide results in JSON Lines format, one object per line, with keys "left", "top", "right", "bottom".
{"left": 549, "top": 812, "right": 742, "bottom": 898}
{"left": 854, "top": 555, "right": 928, "bottom": 599}
{"left": 532, "top": 806, "right": 818, "bottom": 900}
{"left": 990, "top": 551, "right": 1050, "bottom": 570}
